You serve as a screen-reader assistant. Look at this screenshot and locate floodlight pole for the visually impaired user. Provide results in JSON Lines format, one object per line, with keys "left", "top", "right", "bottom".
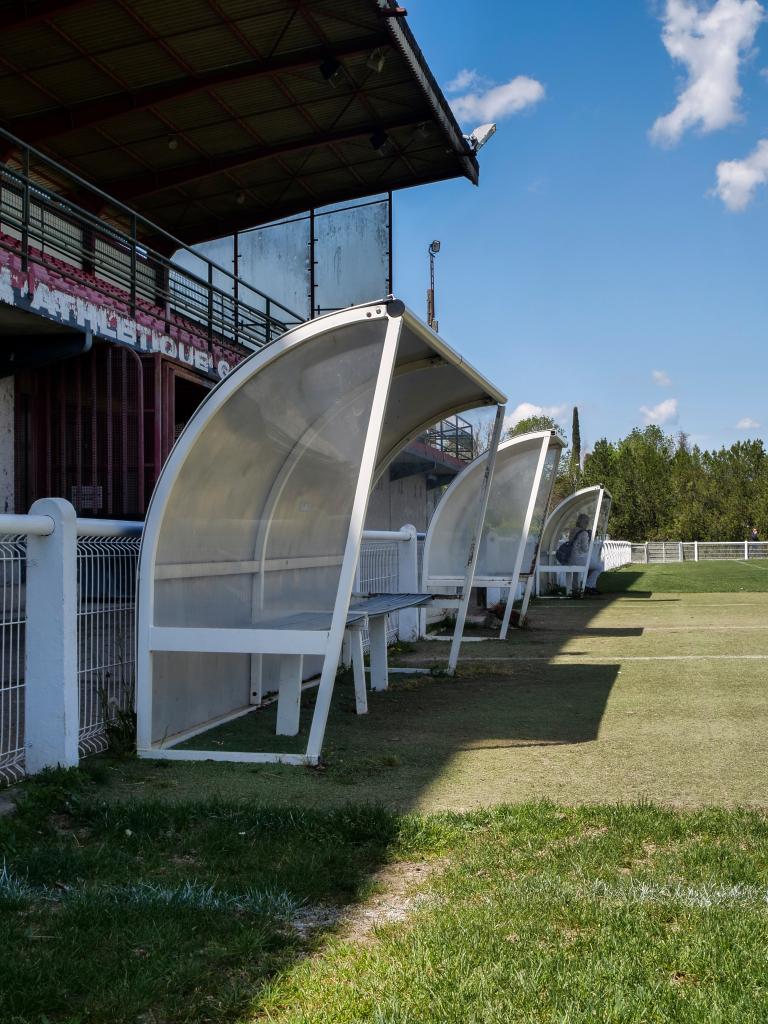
{"left": 447, "top": 403, "right": 506, "bottom": 674}
{"left": 427, "top": 240, "right": 440, "bottom": 330}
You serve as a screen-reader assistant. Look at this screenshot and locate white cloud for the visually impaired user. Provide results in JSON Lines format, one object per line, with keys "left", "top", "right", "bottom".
{"left": 715, "top": 137, "right": 768, "bottom": 208}
{"left": 450, "top": 75, "right": 545, "bottom": 125}
{"left": 640, "top": 398, "right": 679, "bottom": 425}
{"left": 505, "top": 402, "right": 567, "bottom": 431}
{"left": 737, "top": 416, "right": 761, "bottom": 427}
{"left": 445, "top": 68, "right": 482, "bottom": 93}
{"left": 653, "top": 369, "right": 672, "bottom": 386}
{"left": 650, "top": 0, "right": 763, "bottom": 146}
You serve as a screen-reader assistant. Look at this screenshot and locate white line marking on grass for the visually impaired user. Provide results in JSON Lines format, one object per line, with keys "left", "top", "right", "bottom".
{"left": 459, "top": 655, "right": 768, "bottom": 663}
{"left": 539, "top": 625, "right": 768, "bottom": 633}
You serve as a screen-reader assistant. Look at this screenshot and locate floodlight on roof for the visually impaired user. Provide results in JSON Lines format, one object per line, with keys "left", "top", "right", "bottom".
{"left": 366, "top": 46, "right": 388, "bottom": 73}
{"left": 319, "top": 56, "right": 344, "bottom": 87}
{"left": 370, "top": 128, "right": 395, "bottom": 156}
{"left": 467, "top": 122, "right": 497, "bottom": 152}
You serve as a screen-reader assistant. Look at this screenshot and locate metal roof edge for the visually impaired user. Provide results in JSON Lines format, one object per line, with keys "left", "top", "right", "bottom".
{"left": 398, "top": 303, "right": 506, "bottom": 405}
{"left": 374, "top": 1, "right": 479, "bottom": 185}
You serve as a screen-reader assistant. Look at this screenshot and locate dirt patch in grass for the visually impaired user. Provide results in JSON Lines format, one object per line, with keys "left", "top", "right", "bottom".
{"left": 290, "top": 859, "right": 444, "bottom": 944}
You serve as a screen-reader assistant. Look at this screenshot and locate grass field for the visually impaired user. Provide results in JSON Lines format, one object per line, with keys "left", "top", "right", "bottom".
{"left": 2, "top": 560, "right": 767, "bottom": 1022}
{"left": 598, "top": 558, "right": 768, "bottom": 593}
{"left": 98, "top": 562, "right": 768, "bottom": 811}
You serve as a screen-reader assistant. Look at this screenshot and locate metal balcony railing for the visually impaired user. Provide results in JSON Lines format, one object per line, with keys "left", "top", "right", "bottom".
{"left": 422, "top": 414, "right": 474, "bottom": 462}
{"left": 0, "top": 127, "right": 302, "bottom": 354}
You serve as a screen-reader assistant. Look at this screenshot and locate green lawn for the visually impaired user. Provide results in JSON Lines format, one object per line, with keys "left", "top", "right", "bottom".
{"left": 3, "top": 564, "right": 768, "bottom": 1022}
{"left": 101, "top": 585, "right": 768, "bottom": 812}
{"left": 599, "top": 558, "right": 768, "bottom": 593}
{"left": 2, "top": 779, "right": 767, "bottom": 1023}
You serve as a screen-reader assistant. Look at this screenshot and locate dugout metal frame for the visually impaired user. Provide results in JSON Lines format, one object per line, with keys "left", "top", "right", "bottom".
{"left": 535, "top": 485, "right": 612, "bottom": 596}
{"left": 422, "top": 430, "right": 564, "bottom": 664}
{"left": 136, "top": 299, "right": 505, "bottom": 765}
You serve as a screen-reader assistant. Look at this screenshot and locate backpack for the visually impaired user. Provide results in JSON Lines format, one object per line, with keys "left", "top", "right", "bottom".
{"left": 555, "top": 529, "right": 587, "bottom": 565}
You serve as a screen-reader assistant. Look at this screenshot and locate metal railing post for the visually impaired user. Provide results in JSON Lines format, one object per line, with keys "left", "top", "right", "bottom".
{"left": 25, "top": 498, "right": 79, "bottom": 774}
{"left": 20, "top": 145, "right": 30, "bottom": 272}
{"left": 745, "top": 539, "right": 749, "bottom": 560}
{"left": 129, "top": 213, "right": 137, "bottom": 316}
{"left": 207, "top": 262, "right": 214, "bottom": 341}
{"left": 396, "top": 524, "right": 419, "bottom": 641}
{"left": 694, "top": 540, "right": 699, "bottom": 561}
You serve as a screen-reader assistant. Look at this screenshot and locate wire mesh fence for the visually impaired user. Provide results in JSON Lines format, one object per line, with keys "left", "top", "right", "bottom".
{"left": 632, "top": 541, "right": 768, "bottom": 563}
{"left": 0, "top": 537, "right": 27, "bottom": 785}
{"left": 356, "top": 540, "right": 400, "bottom": 646}
{"left": 602, "top": 541, "right": 633, "bottom": 571}
{"left": 77, "top": 536, "right": 140, "bottom": 755}
{"left": 0, "top": 532, "right": 416, "bottom": 781}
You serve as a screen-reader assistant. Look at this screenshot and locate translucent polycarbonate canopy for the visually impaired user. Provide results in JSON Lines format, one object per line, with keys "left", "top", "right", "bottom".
{"left": 539, "top": 485, "right": 613, "bottom": 565}
{"left": 423, "top": 430, "right": 564, "bottom": 588}
{"left": 136, "top": 298, "right": 506, "bottom": 763}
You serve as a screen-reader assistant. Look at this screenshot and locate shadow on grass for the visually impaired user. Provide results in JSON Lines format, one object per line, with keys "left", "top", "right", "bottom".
{"left": 2, "top": 579, "right": 628, "bottom": 1022}
{"left": 178, "top": 660, "right": 620, "bottom": 772}
{"left": 0, "top": 774, "right": 411, "bottom": 1024}
{"left": 537, "top": 626, "right": 644, "bottom": 637}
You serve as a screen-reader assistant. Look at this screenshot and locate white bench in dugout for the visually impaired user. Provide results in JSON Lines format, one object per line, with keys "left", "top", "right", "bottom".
{"left": 535, "top": 562, "right": 589, "bottom": 596}
{"left": 346, "top": 593, "right": 434, "bottom": 713}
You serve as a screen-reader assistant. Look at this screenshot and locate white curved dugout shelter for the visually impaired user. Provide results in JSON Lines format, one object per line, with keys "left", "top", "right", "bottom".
{"left": 536, "top": 485, "right": 612, "bottom": 596}
{"left": 422, "top": 430, "right": 564, "bottom": 664}
{"left": 136, "top": 299, "right": 506, "bottom": 765}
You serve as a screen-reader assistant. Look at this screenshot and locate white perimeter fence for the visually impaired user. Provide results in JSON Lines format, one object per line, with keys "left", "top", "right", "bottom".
{"left": 0, "top": 505, "right": 420, "bottom": 784}
{"left": 631, "top": 541, "right": 768, "bottom": 563}
{"left": 602, "top": 540, "right": 633, "bottom": 572}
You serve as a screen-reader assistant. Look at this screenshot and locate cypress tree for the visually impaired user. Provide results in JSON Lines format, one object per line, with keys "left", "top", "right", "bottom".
{"left": 571, "top": 406, "right": 582, "bottom": 479}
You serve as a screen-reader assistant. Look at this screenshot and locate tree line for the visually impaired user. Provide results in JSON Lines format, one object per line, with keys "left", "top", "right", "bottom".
{"left": 505, "top": 412, "right": 767, "bottom": 542}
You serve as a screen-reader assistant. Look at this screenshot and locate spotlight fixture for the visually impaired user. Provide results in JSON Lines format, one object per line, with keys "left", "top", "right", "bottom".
{"left": 466, "top": 122, "right": 497, "bottom": 152}
{"left": 167, "top": 135, "right": 179, "bottom": 150}
{"left": 319, "top": 56, "right": 344, "bottom": 87}
{"left": 370, "top": 128, "right": 395, "bottom": 156}
{"left": 366, "top": 46, "right": 388, "bottom": 73}
{"left": 429, "top": 239, "right": 440, "bottom": 255}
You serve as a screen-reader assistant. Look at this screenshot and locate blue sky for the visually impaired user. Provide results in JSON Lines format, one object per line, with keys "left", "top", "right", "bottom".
{"left": 392, "top": 0, "right": 768, "bottom": 453}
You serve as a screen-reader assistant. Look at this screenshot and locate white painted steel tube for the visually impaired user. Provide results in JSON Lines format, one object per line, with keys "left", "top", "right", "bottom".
{"left": 76, "top": 518, "right": 143, "bottom": 538}
{"left": 0, "top": 514, "right": 55, "bottom": 536}
{"left": 361, "top": 528, "right": 414, "bottom": 542}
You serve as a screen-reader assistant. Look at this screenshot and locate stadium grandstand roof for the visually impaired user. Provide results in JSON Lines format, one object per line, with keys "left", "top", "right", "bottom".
{"left": 0, "top": 0, "right": 479, "bottom": 244}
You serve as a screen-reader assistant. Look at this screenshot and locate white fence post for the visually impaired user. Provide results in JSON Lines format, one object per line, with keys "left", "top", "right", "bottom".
{"left": 396, "top": 523, "right": 419, "bottom": 641}
{"left": 694, "top": 541, "right": 699, "bottom": 561}
{"left": 25, "top": 498, "right": 79, "bottom": 774}
{"left": 745, "top": 540, "right": 749, "bottom": 560}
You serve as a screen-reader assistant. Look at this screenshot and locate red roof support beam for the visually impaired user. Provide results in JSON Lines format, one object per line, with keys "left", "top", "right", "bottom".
{"left": 2, "top": 34, "right": 390, "bottom": 144}
{"left": 0, "top": 0, "right": 94, "bottom": 30}
{"left": 101, "top": 115, "right": 433, "bottom": 201}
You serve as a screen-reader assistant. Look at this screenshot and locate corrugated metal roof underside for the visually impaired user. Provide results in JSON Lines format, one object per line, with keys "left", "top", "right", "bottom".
{"left": 0, "top": 0, "right": 478, "bottom": 244}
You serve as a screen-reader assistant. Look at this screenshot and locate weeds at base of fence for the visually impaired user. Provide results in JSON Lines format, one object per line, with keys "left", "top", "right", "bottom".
{"left": 427, "top": 614, "right": 456, "bottom": 634}
{"left": 97, "top": 683, "right": 136, "bottom": 758}
{"left": 388, "top": 640, "right": 416, "bottom": 654}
